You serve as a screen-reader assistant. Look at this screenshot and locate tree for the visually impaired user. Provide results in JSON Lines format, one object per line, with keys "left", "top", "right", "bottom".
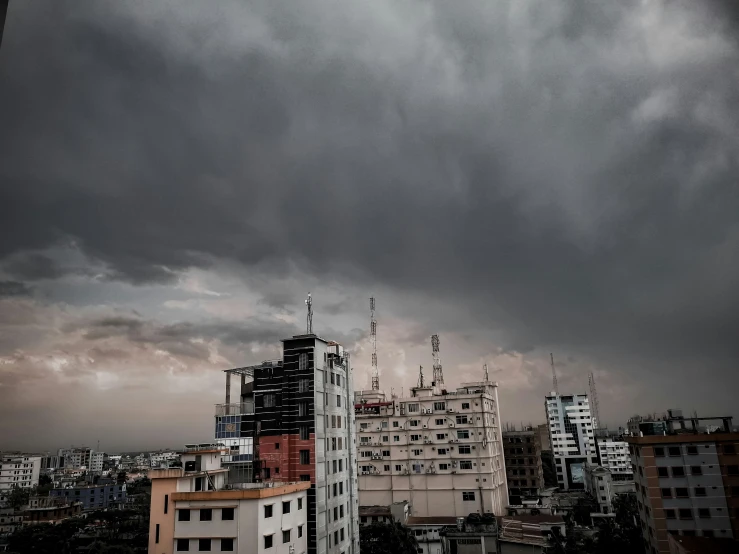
{"left": 35, "top": 474, "right": 53, "bottom": 497}
{"left": 87, "top": 542, "right": 135, "bottom": 554}
{"left": 7, "top": 518, "right": 85, "bottom": 554}
{"left": 360, "top": 521, "right": 418, "bottom": 554}
{"left": 6, "top": 486, "right": 30, "bottom": 510}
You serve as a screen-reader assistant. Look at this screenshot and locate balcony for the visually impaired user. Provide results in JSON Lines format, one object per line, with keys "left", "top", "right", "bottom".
{"left": 215, "top": 402, "right": 254, "bottom": 416}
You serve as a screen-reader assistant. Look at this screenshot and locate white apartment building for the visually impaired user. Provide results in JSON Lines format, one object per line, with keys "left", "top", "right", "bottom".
{"left": 596, "top": 438, "right": 633, "bottom": 481}
{"left": 150, "top": 451, "right": 180, "bottom": 469}
{"left": 0, "top": 454, "right": 41, "bottom": 505}
{"left": 57, "top": 447, "right": 103, "bottom": 472}
{"left": 544, "top": 393, "right": 596, "bottom": 490}
{"left": 354, "top": 381, "right": 507, "bottom": 517}
{"left": 149, "top": 445, "right": 309, "bottom": 554}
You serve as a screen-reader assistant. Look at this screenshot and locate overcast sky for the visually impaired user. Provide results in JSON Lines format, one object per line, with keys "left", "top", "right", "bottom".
{"left": 1, "top": 0, "right": 738, "bottom": 452}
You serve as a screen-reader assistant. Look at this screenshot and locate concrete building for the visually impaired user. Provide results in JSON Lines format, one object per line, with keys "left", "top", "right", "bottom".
{"left": 50, "top": 483, "right": 126, "bottom": 511}
{"left": 627, "top": 431, "right": 739, "bottom": 554}
{"left": 583, "top": 465, "right": 635, "bottom": 515}
{"left": 667, "top": 533, "right": 739, "bottom": 554}
{"left": 503, "top": 429, "right": 545, "bottom": 499}
{"left": 497, "top": 513, "right": 566, "bottom": 553}
{"left": 22, "top": 496, "right": 82, "bottom": 525}
{"left": 215, "top": 334, "right": 360, "bottom": 554}
{"left": 407, "top": 516, "right": 457, "bottom": 554}
{"left": 150, "top": 451, "right": 180, "bottom": 469}
{"left": 57, "top": 447, "right": 103, "bottom": 472}
{"left": 0, "top": 454, "right": 41, "bottom": 505}
{"left": 149, "top": 444, "right": 309, "bottom": 554}
{"left": 358, "top": 501, "right": 409, "bottom": 526}
{"left": 597, "top": 437, "right": 634, "bottom": 481}
{"left": 354, "top": 380, "right": 507, "bottom": 518}
{"left": 544, "top": 393, "right": 596, "bottom": 490}
{"left": 0, "top": 508, "right": 23, "bottom": 535}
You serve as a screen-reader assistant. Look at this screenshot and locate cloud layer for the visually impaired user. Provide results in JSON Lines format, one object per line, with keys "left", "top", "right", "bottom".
{"left": 1, "top": 0, "right": 738, "bottom": 450}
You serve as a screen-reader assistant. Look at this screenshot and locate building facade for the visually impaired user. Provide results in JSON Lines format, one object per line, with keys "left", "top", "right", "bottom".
{"left": 50, "top": 484, "right": 126, "bottom": 511}
{"left": 503, "top": 429, "right": 545, "bottom": 499}
{"left": 149, "top": 446, "right": 310, "bottom": 554}
{"left": 627, "top": 433, "right": 739, "bottom": 554}
{"left": 584, "top": 465, "right": 635, "bottom": 515}
{"left": 57, "top": 448, "right": 103, "bottom": 472}
{"left": 215, "top": 334, "right": 360, "bottom": 554}
{"left": 544, "top": 393, "right": 596, "bottom": 490}
{"left": 0, "top": 454, "right": 41, "bottom": 505}
{"left": 354, "top": 381, "right": 507, "bottom": 517}
{"left": 597, "top": 438, "right": 634, "bottom": 481}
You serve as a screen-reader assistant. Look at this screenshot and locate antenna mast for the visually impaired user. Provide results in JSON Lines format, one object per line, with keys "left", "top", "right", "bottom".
{"left": 417, "top": 365, "right": 425, "bottom": 388}
{"left": 483, "top": 363, "right": 490, "bottom": 382}
{"left": 589, "top": 371, "right": 601, "bottom": 429}
{"left": 305, "top": 293, "right": 313, "bottom": 334}
{"left": 431, "top": 334, "right": 444, "bottom": 387}
{"left": 370, "top": 297, "right": 379, "bottom": 391}
{"left": 550, "top": 353, "right": 559, "bottom": 395}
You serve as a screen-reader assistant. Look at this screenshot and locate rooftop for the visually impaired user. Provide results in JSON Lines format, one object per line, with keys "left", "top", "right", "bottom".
{"left": 172, "top": 481, "right": 311, "bottom": 502}
{"left": 626, "top": 432, "right": 739, "bottom": 445}
{"left": 359, "top": 505, "right": 391, "bottom": 517}
{"left": 502, "top": 514, "right": 565, "bottom": 524}
{"left": 668, "top": 534, "right": 739, "bottom": 554}
{"left": 406, "top": 516, "right": 459, "bottom": 526}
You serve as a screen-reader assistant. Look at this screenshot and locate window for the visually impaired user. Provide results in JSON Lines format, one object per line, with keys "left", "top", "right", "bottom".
{"left": 283, "top": 530, "right": 291, "bottom": 543}
{"left": 436, "top": 419, "right": 445, "bottom": 425}
{"left": 283, "top": 501, "right": 291, "bottom": 514}
{"left": 703, "top": 530, "right": 714, "bottom": 538}
{"left": 384, "top": 465, "right": 390, "bottom": 471}
{"left": 437, "top": 448, "right": 447, "bottom": 455}
{"left": 298, "top": 497, "right": 303, "bottom": 510}
{"left": 179, "top": 509, "right": 191, "bottom": 521}
{"left": 340, "top": 505, "right": 344, "bottom": 518}
{"left": 382, "top": 450, "right": 390, "bottom": 456}
{"left": 686, "top": 446, "right": 698, "bottom": 455}
{"left": 410, "top": 420, "right": 419, "bottom": 427}
{"left": 264, "top": 505, "right": 273, "bottom": 518}
{"left": 220, "top": 538, "right": 234, "bottom": 552}
{"left": 198, "top": 539, "right": 211, "bottom": 552}
{"left": 300, "top": 450, "right": 310, "bottom": 465}
{"left": 340, "top": 481, "right": 344, "bottom": 494}
{"left": 221, "top": 507, "right": 234, "bottom": 520}
{"left": 694, "top": 487, "right": 706, "bottom": 497}
{"left": 333, "top": 483, "right": 338, "bottom": 496}
{"left": 298, "top": 402, "right": 308, "bottom": 416}
{"left": 155, "top": 524, "right": 160, "bottom": 544}
{"left": 434, "top": 402, "right": 446, "bottom": 411}
{"left": 164, "top": 494, "right": 169, "bottom": 514}
{"left": 668, "top": 447, "right": 681, "bottom": 456}
{"left": 410, "top": 434, "right": 420, "bottom": 441}
{"left": 462, "top": 402, "right": 470, "bottom": 409}
{"left": 177, "top": 539, "right": 190, "bottom": 552}
{"left": 336, "top": 395, "right": 341, "bottom": 407}
{"left": 298, "top": 525, "right": 303, "bottom": 538}
{"left": 264, "top": 394, "right": 276, "bottom": 408}
{"left": 200, "top": 509, "right": 212, "bottom": 521}
{"left": 462, "top": 492, "right": 475, "bottom": 501}
{"left": 661, "top": 488, "right": 672, "bottom": 498}
{"left": 724, "top": 444, "right": 736, "bottom": 455}
{"left": 456, "top": 416, "right": 468, "bottom": 425}
{"left": 698, "top": 508, "right": 711, "bottom": 519}
{"left": 264, "top": 535, "right": 273, "bottom": 549}
{"left": 654, "top": 447, "right": 665, "bottom": 457}
{"left": 436, "top": 434, "right": 445, "bottom": 440}
{"left": 460, "top": 460, "right": 473, "bottom": 470}
{"left": 459, "top": 445, "right": 471, "bottom": 455}
{"left": 394, "top": 436, "right": 400, "bottom": 442}
{"left": 412, "top": 449, "right": 422, "bottom": 456}
{"left": 299, "top": 353, "right": 308, "bottom": 370}
{"left": 671, "top": 466, "right": 685, "bottom": 477}
{"left": 691, "top": 466, "right": 702, "bottom": 476}
{"left": 665, "top": 509, "right": 676, "bottom": 519}
{"left": 382, "top": 436, "right": 389, "bottom": 442}
{"left": 675, "top": 488, "right": 689, "bottom": 498}
{"left": 393, "top": 421, "right": 399, "bottom": 427}
{"left": 300, "top": 474, "right": 310, "bottom": 482}
{"left": 457, "top": 430, "right": 470, "bottom": 439}
{"left": 395, "top": 465, "right": 402, "bottom": 471}
{"left": 407, "top": 403, "right": 419, "bottom": 413}
{"left": 728, "top": 465, "right": 739, "bottom": 476}
{"left": 439, "top": 463, "right": 449, "bottom": 470}
{"left": 298, "top": 379, "right": 310, "bottom": 393}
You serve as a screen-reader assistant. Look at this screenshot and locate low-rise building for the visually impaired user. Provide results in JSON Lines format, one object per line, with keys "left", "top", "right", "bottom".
{"left": 358, "top": 501, "right": 409, "bottom": 526}
{"left": 583, "top": 465, "right": 635, "bottom": 515}
{"left": 149, "top": 444, "right": 310, "bottom": 554}
{"left": 407, "top": 516, "right": 457, "bottom": 554}
{"left": 50, "top": 484, "right": 126, "bottom": 511}
{"left": 498, "top": 513, "right": 566, "bottom": 553}
{"left": 439, "top": 513, "right": 499, "bottom": 554}
{"left": 22, "top": 496, "right": 82, "bottom": 525}
{"left": 0, "top": 508, "right": 23, "bottom": 535}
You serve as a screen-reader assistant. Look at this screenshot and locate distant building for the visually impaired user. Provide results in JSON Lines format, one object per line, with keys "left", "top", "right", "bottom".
{"left": 50, "top": 484, "right": 126, "bottom": 511}
{"left": 627, "top": 429, "right": 739, "bottom": 554}
{"left": 22, "top": 496, "right": 82, "bottom": 525}
{"left": 407, "top": 516, "right": 458, "bottom": 554}
{"left": 0, "top": 508, "right": 23, "bottom": 535}
{"left": 596, "top": 437, "right": 634, "bottom": 481}
{"left": 358, "top": 501, "right": 409, "bottom": 526}
{"left": 57, "top": 448, "right": 103, "bottom": 472}
{"left": 498, "top": 513, "right": 566, "bottom": 553}
{"left": 0, "top": 454, "right": 41, "bottom": 505}
{"left": 149, "top": 451, "right": 180, "bottom": 469}
{"left": 354, "top": 380, "right": 507, "bottom": 517}
{"left": 503, "top": 428, "right": 545, "bottom": 499}
{"left": 544, "top": 393, "right": 597, "bottom": 490}
{"left": 438, "top": 513, "right": 500, "bottom": 554}
{"left": 583, "top": 465, "right": 635, "bottom": 515}
{"left": 149, "top": 444, "right": 309, "bottom": 554}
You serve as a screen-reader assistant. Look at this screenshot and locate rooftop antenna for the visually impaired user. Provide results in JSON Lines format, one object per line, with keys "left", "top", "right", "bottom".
{"left": 550, "top": 353, "right": 559, "bottom": 395}
{"left": 305, "top": 293, "right": 313, "bottom": 334}
{"left": 370, "top": 297, "right": 379, "bottom": 391}
{"left": 483, "top": 363, "right": 490, "bottom": 382}
{"left": 588, "top": 371, "right": 601, "bottom": 430}
{"left": 431, "top": 334, "right": 444, "bottom": 387}
{"left": 418, "top": 365, "right": 425, "bottom": 388}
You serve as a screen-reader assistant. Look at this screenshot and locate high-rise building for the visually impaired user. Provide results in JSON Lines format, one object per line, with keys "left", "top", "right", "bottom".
{"left": 215, "top": 334, "right": 360, "bottom": 554}
{"left": 503, "top": 428, "right": 545, "bottom": 498}
{"left": 627, "top": 430, "right": 739, "bottom": 554}
{"left": 544, "top": 393, "right": 597, "bottom": 490}
{"left": 596, "top": 437, "right": 633, "bottom": 481}
{"left": 354, "top": 380, "right": 507, "bottom": 517}
{"left": 0, "top": 453, "right": 41, "bottom": 505}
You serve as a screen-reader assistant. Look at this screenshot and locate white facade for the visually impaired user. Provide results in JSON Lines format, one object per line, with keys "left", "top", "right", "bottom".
{"left": 545, "top": 393, "right": 596, "bottom": 490}
{"left": 354, "top": 381, "right": 507, "bottom": 517}
{"left": 58, "top": 448, "right": 103, "bottom": 471}
{"left": 596, "top": 439, "right": 633, "bottom": 480}
{"left": 0, "top": 454, "right": 41, "bottom": 504}
{"left": 149, "top": 451, "right": 180, "bottom": 469}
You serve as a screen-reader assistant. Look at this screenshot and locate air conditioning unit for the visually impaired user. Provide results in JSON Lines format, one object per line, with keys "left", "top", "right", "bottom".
{"left": 422, "top": 425, "right": 428, "bottom": 429}
{"left": 453, "top": 439, "right": 459, "bottom": 443}
{"left": 449, "top": 423, "right": 455, "bottom": 428}
{"left": 447, "top": 409, "right": 455, "bottom": 413}
{"left": 451, "top": 470, "right": 457, "bottom": 474}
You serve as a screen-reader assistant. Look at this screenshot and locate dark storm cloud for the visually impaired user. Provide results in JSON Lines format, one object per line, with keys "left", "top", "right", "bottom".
{"left": 0, "top": 280, "right": 31, "bottom": 297}
{"left": 1, "top": 0, "right": 739, "bottom": 391}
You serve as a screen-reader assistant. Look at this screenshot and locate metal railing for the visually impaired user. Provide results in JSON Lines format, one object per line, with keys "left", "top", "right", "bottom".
{"left": 215, "top": 402, "right": 255, "bottom": 416}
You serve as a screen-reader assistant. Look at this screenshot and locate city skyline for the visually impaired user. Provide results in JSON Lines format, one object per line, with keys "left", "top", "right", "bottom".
{"left": 2, "top": 0, "right": 739, "bottom": 451}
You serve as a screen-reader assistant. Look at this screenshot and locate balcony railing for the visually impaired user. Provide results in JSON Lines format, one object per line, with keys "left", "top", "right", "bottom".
{"left": 215, "top": 402, "right": 255, "bottom": 417}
